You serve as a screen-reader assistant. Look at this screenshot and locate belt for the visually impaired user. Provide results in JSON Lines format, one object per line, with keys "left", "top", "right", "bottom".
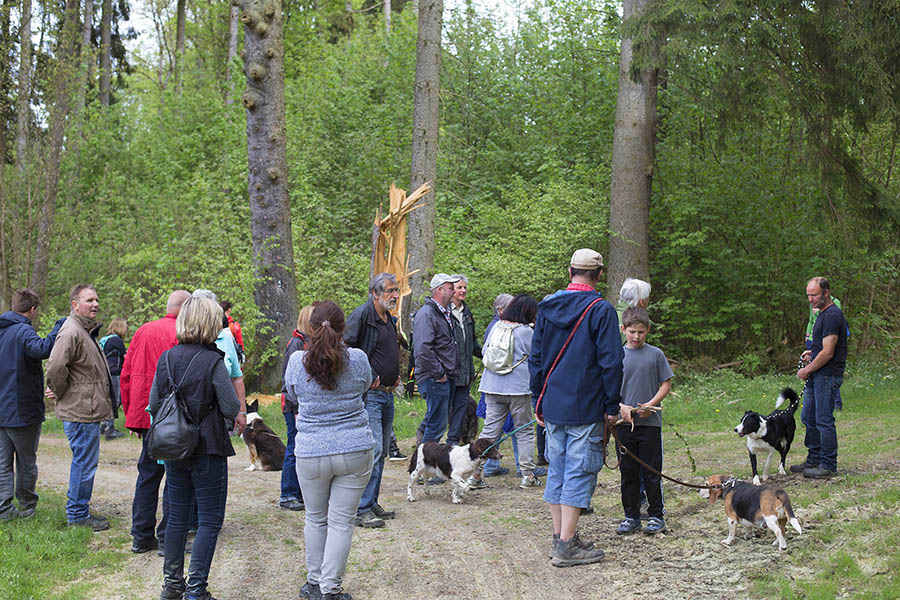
{"left": 373, "top": 384, "right": 398, "bottom": 393}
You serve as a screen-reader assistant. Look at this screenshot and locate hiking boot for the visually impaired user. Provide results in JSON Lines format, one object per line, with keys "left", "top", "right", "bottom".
{"left": 132, "top": 538, "right": 159, "bottom": 553}
{"left": 550, "top": 532, "right": 594, "bottom": 558}
{"left": 279, "top": 499, "right": 305, "bottom": 511}
{"left": 790, "top": 461, "right": 815, "bottom": 473}
{"left": 159, "top": 584, "right": 185, "bottom": 600}
{"left": 68, "top": 514, "right": 110, "bottom": 532}
{"left": 372, "top": 503, "right": 395, "bottom": 519}
{"left": 17, "top": 506, "right": 35, "bottom": 519}
{"left": 616, "top": 517, "right": 641, "bottom": 535}
{"left": 105, "top": 427, "right": 126, "bottom": 440}
{"left": 299, "top": 581, "right": 322, "bottom": 600}
{"left": 519, "top": 475, "right": 541, "bottom": 489}
{"left": 551, "top": 536, "right": 605, "bottom": 567}
{"left": 483, "top": 466, "right": 509, "bottom": 477}
{"left": 353, "top": 511, "right": 385, "bottom": 528}
{"left": 322, "top": 591, "right": 352, "bottom": 600}
{"left": 425, "top": 476, "right": 445, "bottom": 486}
{"left": 643, "top": 516, "right": 666, "bottom": 535}
{"left": 466, "top": 476, "right": 488, "bottom": 490}
{"left": 803, "top": 466, "right": 837, "bottom": 479}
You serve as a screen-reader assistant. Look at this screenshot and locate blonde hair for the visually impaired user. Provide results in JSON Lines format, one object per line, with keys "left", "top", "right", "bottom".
{"left": 297, "top": 303, "right": 317, "bottom": 336}
{"left": 176, "top": 296, "right": 223, "bottom": 344}
{"left": 105, "top": 318, "right": 128, "bottom": 339}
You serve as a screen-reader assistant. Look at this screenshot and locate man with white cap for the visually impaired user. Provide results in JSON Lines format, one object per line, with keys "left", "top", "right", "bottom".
{"left": 529, "top": 249, "right": 624, "bottom": 567}
{"left": 412, "top": 274, "right": 460, "bottom": 443}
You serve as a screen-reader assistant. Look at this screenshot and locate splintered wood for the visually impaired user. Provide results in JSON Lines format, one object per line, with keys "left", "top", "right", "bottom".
{"left": 370, "top": 182, "right": 430, "bottom": 335}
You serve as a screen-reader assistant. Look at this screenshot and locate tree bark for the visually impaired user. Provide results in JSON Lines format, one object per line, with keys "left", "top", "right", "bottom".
{"left": 608, "top": 0, "right": 657, "bottom": 304}
{"left": 71, "top": 0, "right": 94, "bottom": 143}
{"left": 175, "top": 0, "right": 186, "bottom": 93}
{"left": 99, "top": 0, "right": 111, "bottom": 105}
{"left": 15, "top": 0, "right": 32, "bottom": 170}
{"left": 225, "top": 0, "right": 239, "bottom": 105}
{"left": 403, "top": 0, "right": 442, "bottom": 332}
{"left": 384, "top": 0, "right": 390, "bottom": 34}
{"left": 240, "top": 0, "right": 298, "bottom": 392}
{"left": 31, "top": 0, "right": 81, "bottom": 294}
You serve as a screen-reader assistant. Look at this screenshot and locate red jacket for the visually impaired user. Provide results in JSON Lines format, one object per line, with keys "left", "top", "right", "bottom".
{"left": 120, "top": 314, "right": 178, "bottom": 431}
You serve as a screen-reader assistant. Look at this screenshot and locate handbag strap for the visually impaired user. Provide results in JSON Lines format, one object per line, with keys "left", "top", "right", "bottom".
{"left": 164, "top": 351, "right": 204, "bottom": 423}
{"left": 534, "top": 297, "right": 604, "bottom": 421}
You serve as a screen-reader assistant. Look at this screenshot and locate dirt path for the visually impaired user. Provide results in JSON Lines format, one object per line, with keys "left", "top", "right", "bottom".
{"left": 35, "top": 431, "right": 898, "bottom": 600}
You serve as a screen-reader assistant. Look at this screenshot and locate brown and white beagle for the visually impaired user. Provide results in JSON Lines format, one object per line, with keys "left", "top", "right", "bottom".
{"left": 704, "top": 474, "right": 802, "bottom": 551}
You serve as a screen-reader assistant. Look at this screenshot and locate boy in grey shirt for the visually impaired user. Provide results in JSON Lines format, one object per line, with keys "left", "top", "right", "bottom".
{"left": 614, "top": 307, "right": 673, "bottom": 536}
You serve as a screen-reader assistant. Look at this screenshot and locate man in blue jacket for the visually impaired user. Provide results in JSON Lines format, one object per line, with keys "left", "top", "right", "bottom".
{"left": 0, "top": 289, "right": 65, "bottom": 520}
{"left": 529, "top": 249, "right": 625, "bottom": 567}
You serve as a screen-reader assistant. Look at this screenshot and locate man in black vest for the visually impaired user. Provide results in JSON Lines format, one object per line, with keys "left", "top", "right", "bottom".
{"left": 345, "top": 273, "right": 402, "bottom": 528}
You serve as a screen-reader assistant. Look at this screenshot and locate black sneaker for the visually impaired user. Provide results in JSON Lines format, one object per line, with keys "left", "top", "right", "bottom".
{"left": 387, "top": 445, "right": 407, "bottom": 462}
{"left": 68, "top": 514, "right": 110, "bottom": 532}
{"left": 322, "top": 591, "right": 352, "bottom": 600}
{"left": 790, "top": 461, "right": 815, "bottom": 473}
{"left": 353, "top": 511, "right": 385, "bottom": 528}
{"left": 616, "top": 518, "right": 641, "bottom": 535}
{"left": 372, "top": 503, "right": 395, "bottom": 519}
{"left": 299, "top": 581, "right": 322, "bottom": 600}
{"left": 279, "top": 499, "right": 305, "bottom": 511}
{"left": 803, "top": 466, "right": 837, "bottom": 479}
{"left": 642, "top": 516, "right": 666, "bottom": 535}
{"left": 132, "top": 538, "right": 159, "bottom": 553}
{"left": 105, "top": 427, "right": 126, "bottom": 440}
{"left": 425, "top": 476, "right": 445, "bottom": 486}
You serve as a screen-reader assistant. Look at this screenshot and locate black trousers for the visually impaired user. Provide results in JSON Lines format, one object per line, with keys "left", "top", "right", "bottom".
{"left": 131, "top": 431, "right": 170, "bottom": 545}
{"left": 617, "top": 425, "right": 664, "bottom": 520}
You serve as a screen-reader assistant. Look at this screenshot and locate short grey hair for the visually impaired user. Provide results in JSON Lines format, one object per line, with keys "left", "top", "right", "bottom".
{"left": 176, "top": 296, "right": 224, "bottom": 345}
{"left": 619, "top": 278, "right": 651, "bottom": 307}
{"left": 192, "top": 288, "right": 218, "bottom": 302}
{"left": 451, "top": 274, "right": 468, "bottom": 285}
{"left": 370, "top": 273, "right": 398, "bottom": 296}
{"left": 492, "top": 293, "right": 513, "bottom": 316}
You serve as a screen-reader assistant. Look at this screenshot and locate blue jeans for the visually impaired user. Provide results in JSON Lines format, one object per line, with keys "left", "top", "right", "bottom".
{"left": 802, "top": 372, "right": 842, "bottom": 471}
{"left": 280, "top": 412, "right": 302, "bottom": 502}
{"left": 419, "top": 378, "right": 453, "bottom": 443}
{"left": 358, "top": 390, "right": 394, "bottom": 514}
{"left": 484, "top": 436, "right": 518, "bottom": 475}
{"left": 62, "top": 421, "right": 101, "bottom": 523}
{"left": 131, "top": 431, "right": 170, "bottom": 546}
{"left": 542, "top": 421, "right": 604, "bottom": 509}
{"left": 163, "top": 454, "right": 228, "bottom": 599}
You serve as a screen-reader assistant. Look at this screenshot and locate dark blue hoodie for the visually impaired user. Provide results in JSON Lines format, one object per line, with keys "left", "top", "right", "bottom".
{"left": 0, "top": 311, "right": 65, "bottom": 427}
{"left": 528, "top": 291, "right": 624, "bottom": 426}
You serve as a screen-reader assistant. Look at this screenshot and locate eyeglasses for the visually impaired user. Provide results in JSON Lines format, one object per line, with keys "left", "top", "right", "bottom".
{"left": 384, "top": 288, "right": 400, "bottom": 295}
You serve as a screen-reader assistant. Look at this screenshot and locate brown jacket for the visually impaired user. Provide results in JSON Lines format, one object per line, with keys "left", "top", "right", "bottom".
{"left": 46, "top": 312, "right": 114, "bottom": 423}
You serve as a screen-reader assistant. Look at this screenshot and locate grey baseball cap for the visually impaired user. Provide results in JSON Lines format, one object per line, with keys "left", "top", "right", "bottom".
{"left": 429, "top": 273, "right": 461, "bottom": 289}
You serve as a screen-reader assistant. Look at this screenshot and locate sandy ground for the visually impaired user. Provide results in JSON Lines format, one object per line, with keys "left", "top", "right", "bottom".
{"left": 34, "top": 428, "right": 899, "bottom": 600}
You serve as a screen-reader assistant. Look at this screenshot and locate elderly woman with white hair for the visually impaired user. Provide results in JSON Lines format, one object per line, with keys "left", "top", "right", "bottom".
{"left": 616, "top": 279, "right": 651, "bottom": 343}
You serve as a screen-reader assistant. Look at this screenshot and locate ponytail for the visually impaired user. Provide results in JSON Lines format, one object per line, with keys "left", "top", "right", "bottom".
{"left": 302, "top": 301, "right": 347, "bottom": 390}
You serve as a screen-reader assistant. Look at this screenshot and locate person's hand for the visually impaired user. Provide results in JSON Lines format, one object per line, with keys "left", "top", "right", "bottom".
{"left": 800, "top": 350, "right": 811, "bottom": 362}
{"left": 437, "top": 375, "right": 447, "bottom": 383}
{"left": 44, "top": 388, "right": 56, "bottom": 401}
{"left": 636, "top": 403, "right": 653, "bottom": 418}
{"left": 234, "top": 412, "right": 247, "bottom": 436}
{"left": 370, "top": 375, "right": 381, "bottom": 390}
{"left": 606, "top": 414, "right": 619, "bottom": 427}
{"left": 797, "top": 367, "right": 809, "bottom": 381}
{"left": 619, "top": 403, "right": 634, "bottom": 424}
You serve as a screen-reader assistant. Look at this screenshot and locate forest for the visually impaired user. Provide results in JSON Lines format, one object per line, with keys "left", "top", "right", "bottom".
{"left": 1, "top": 0, "right": 898, "bottom": 391}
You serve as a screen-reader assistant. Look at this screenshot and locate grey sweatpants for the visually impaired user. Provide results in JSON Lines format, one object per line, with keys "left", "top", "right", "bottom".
{"left": 480, "top": 393, "right": 536, "bottom": 476}
{"left": 296, "top": 449, "right": 373, "bottom": 595}
{"left": 0, "top": 423, "right": 42, "bottom": 518}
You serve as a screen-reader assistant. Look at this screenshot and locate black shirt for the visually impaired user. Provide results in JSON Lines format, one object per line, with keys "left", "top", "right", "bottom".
{"left": 368, "top": 314, "right": 400, "bottom": 385}
{"left": 811, "top": 303, "right": 848, "bottom": 377}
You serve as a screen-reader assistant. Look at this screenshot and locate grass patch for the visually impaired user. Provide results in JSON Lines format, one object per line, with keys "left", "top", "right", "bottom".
{"left": 0, "top": 489, "right": 128, "bottom": 600}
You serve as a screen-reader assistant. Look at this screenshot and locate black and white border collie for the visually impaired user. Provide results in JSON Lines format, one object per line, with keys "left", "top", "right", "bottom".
{"left": 734, "top": 387, "right": 799, "bottom": 485}
{"left": 241, "top": 408, "right": 286, "bottom": 472}
{"left": 407, "top": 439, "right": 500, "bottom": 504}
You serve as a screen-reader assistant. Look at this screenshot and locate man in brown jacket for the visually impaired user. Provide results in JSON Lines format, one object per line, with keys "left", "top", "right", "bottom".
{"left": 46, "top": 284, "right": 114, "bottom": 531}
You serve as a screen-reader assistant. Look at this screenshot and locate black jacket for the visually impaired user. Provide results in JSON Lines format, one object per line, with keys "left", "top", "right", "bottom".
{"left": 103, "top": 334, "right": 127, "bottom": 376}
{"left": 452, "top": 302, "right": 482, "bottom": 388}
{"left": 412, "top": 299, "right": 459, "bottom": 383}
{"left": 280, "top": 330, "right": 306, "bottom": 414}
{"left": 344, "top": 298, "right": 401, "bottom": 361}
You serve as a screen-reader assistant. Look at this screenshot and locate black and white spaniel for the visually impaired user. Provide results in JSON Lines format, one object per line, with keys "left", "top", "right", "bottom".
{"left": 407, "top": 439, "right": 500, "bottom": 504}
{"left": 734, "top": 387, "right": 799, "bottom": 485}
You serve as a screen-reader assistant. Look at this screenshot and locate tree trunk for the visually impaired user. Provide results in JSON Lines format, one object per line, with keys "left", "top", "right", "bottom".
{"left": 384, "top": 0, "right": 390, "bottom": 34}
{"left": 175, "top": 0, "right": 186, "bottom": 93}
{"left": 225, "top": 0, "right": 239, "bottom": 105}
{"left": 240, "top": 0, "right": 298, "bottom": 392}
{"left": 71, "top": 0, "right": 94, "bottom": 143}
{"left": 15, "top": 0, "right": 32, "bottom": 170}
{"left": 31, "top": 0, "right": 81, "bottom": 294}
{"left": 608, "top": 0, "right": 657, "bottom": 304}
{"left": 403, "top": 0, "right": 442, "bottom": 332}
{"left": 99, "top": 0, "right": 111, "bottom": 105}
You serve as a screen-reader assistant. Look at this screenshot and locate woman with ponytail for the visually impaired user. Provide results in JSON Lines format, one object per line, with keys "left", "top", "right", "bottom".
{"left": 284, "top": 301, "right": 374, "bottom": 600}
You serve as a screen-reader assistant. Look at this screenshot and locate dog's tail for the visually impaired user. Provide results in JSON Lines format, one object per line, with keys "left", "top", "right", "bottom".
{"left": 775, "top": 387, "right": 800, "bottom": 413}
{"left": 408, "top": 444, "right": 421, "bottom": 474}
{"left": 778, "top": 490, "right": 802, "bottom": 535}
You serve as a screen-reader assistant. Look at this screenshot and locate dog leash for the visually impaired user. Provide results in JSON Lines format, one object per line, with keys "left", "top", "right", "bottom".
{"left": 606, "top": 423, "right": 723, "bottom": 490}
{"left": 478, "top": 419, "right": 537, "bottom": 458}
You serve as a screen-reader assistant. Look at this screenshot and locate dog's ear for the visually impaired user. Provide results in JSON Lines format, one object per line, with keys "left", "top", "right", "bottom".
{"left": 247, "top": 399, "right": 260, "bottom": 413}
{"left": 707, "top": 476, "right": 722, "bottom": 504}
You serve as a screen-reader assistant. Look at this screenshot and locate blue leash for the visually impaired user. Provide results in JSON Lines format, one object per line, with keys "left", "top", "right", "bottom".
{"left": 478, "top": 418, "right": 537, "bottom": 458}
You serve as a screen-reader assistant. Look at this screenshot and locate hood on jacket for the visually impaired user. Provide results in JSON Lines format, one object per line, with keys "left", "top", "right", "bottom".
{"left": 0, "top": 311, "right": 30, "bottom": 329}
{"left": 538, "top": 290, "right": 604, "bottom": 328}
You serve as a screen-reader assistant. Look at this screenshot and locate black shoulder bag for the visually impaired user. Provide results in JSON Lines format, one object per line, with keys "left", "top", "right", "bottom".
{"left": 146, "top": 353, "right": 210, "bottom": 461}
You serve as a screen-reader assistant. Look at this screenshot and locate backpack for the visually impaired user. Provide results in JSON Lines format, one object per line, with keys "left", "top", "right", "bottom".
{"left": 482, "top": 321, "right": 527, "bottom": 374}
{"left": 146, "top": 353, "right": 211, "bottom": 461}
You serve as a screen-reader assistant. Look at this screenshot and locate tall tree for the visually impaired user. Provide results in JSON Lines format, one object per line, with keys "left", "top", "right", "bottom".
{"left": 608, "top": 0, "right": 657, "bottom": 303}
{"left": 404, "top": 0, "right": 442, "bottom": 328}
{"left": 15, "top": 0, "right": 32, "bottom": 169}
{"left": 239, "top": 0, "right": 297, "bottom": 391}
{"left": 99, "top": 0, "right": 111, "bottom": 105}
{"left": 175, "top": 0, "right": 186, "bottom": 93}
{"left": 225, "top": 0, "right": 239, "bottom": 105}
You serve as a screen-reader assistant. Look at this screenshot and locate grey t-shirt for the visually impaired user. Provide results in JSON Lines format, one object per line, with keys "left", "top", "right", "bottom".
{"left": 620, "top": 343, "right": 673, "bottom": 428}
